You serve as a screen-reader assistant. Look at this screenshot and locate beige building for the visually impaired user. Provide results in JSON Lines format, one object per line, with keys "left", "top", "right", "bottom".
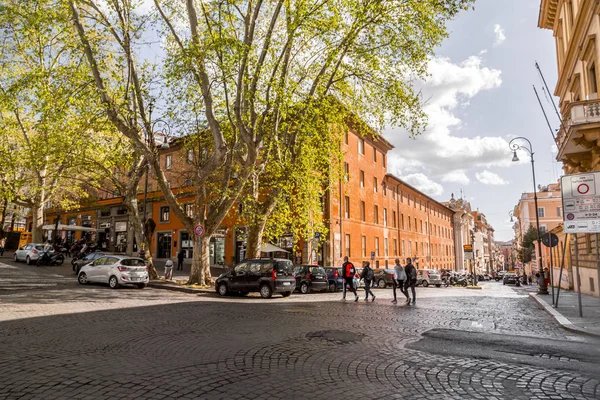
{"left": 539, "top": 0, "right": 600, "bottom": 296}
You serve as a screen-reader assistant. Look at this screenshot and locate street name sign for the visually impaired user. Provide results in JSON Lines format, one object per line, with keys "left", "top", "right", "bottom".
{"left": 561, "top": 172, "right": 600, "bottom": 233}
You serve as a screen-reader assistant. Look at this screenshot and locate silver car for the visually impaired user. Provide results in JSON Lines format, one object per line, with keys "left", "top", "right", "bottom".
{"left": 77, "top": 255, "right": 149, "bottom": 289}
{"left": 14, "top": 243, "right": 53, "bottom": 265}
{"left": 417, "top": 268, "right": 443, "bottom": 287}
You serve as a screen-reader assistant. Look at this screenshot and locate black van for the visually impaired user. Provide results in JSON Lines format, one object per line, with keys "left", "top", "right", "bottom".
{"left": 215, "top": 258, "right": 296, "bottom": 298}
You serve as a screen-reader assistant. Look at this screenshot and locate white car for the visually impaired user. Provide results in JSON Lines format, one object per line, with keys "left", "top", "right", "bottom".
{"left": 416, "top": 268, "right": 443, "bottom": 287}
{"left": 77, "top": 255, "right": 149, "bottom": 289}
{"left": 14, "top": 243, "right": 53, "bottom": 265}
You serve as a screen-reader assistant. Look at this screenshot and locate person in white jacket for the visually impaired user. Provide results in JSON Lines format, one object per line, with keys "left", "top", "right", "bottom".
{"left": 392, "top": 258, "right": 409, "bottom": 304}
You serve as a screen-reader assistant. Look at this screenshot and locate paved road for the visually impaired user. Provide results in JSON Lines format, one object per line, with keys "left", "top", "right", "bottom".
{"left": 1, "top": 259, "right": 599, "bottom": 399}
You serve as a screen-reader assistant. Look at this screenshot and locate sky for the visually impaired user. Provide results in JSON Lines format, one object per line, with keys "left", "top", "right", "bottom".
{"left": 382, "top": 0, "right": 562, "bottom": 242}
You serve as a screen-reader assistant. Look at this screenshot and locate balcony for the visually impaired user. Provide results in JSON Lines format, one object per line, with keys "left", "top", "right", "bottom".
{"left": 556, "top": 99, "right": 600, "bottom": 172}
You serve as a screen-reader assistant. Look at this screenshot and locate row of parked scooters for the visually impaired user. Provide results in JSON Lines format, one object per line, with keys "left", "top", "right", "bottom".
{"left": 33, "top": 239, "right": 100, "bottom": 266}
{"left": 442, "top": 272, "right": 478, "bottom": 287}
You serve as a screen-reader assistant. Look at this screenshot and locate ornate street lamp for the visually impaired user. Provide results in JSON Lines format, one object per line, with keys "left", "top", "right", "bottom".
{"left": 509, "top": 137, "right": 548, "bottom": 295}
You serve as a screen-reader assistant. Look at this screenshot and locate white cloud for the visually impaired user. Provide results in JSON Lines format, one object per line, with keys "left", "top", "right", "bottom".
{"left": 551, "top": 144, "right": 558, "bottom": 154}
{"left": 494, "top": 24, "right": 506, "bottom": 46}
{"left": 401, "top": 173, "right": 444, "bottom": 196}
{"left": 479, "top": 49, "right": 488, "bottom": 55}
{"left": 442, "top": 170, "right": 470, "bottom": 185}
{"left": 384, "top": 55, "right": 505, "bottom": 198}
{"left": 475, "top": 170, "right": 508, "bottom": 185}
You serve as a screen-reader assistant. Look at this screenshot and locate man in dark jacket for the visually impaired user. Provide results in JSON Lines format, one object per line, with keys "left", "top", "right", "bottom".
{"left": 404, "top": 258, "right": 417, "bottom": 305}
{"left": 177, "top": 249, "right": 185, "bottom": 271}
{"left": 342, "top": 256, "right": 359, "bottom": 302}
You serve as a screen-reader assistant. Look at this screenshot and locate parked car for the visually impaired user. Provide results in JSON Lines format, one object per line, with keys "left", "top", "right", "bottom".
{"left": 354, "top": 268, "right": 363, "bottom": 289}
{"left": 372, "top": 269, "right": 395, "bottom": 289}
{"left": 323, "top": 267, "right": 344, "bottom": 292}
{"left": 416, "top": 269, "right": 443, "bottom": 287}
{"left": 72, "top": 252, "right": 124, "bottom": 274}
{"left": 14, "top": 243, "right": 53, "bottom": 265}
{"left": 503, "top": 273, "right": 518, "bottom": 285}
{"left": 293, "top": 265, "right": 329, "bottom": 294}
{"left": 495, "top": 271, "right": 507, "bottom": 281}
{"left": 215, "top": 258, "right": 295, "bottom": 298}
{"left": 77, "top": 255, "right": 149, "bottom": 289}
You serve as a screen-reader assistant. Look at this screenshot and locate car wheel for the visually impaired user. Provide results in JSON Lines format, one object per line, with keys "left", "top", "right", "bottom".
{"left": 378, "top": 279, "right": 386, "bottom": 289}
{"left": 422, "top": 280, "right": 429, "bottom": 288}
{"left": 217, "top": 282, "right": 228, "bottom": 296}
{"left": 300, "top": 282, "right": 310, "bottom": 294}
{"left": 136, "top": 283, "right": 147, "bottom": 289}
{"left": 281, "top": 291, "right": 292, "bottom": 297}
{"left": 260, "top": 284, "right": 273, "bottom": 299}
{"left": 78, "top": 272, "right": 88, "bottom": 285}
{"left": 329, "top": 282, "right": 337, "bottom": 292}
{"left": 109, "top": 275, "right": 119, "bottom": 289}
{"left": 14, "top": 253, "right": 18, "bottom": 262}
{"left": 55, "top": 255, "right": 64, "bottom": 266}
{"left": 435, "top": 284, "right": 441, "bottom": 288}
{"left": 26, "top": 256, "right": 32, "bottom": 265}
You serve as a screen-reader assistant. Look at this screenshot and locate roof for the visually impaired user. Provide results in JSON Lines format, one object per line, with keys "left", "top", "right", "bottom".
{"left": 385, "top": 173, "right": 454, "bottom": 213}
{"left": 538, "top": 0, "right": 558, "bottom": 30}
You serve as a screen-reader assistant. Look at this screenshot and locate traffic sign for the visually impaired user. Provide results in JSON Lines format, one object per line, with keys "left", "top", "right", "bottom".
{"left": 541, "top": 232, "right": 559, "bottom": 248}
{"left": 371, "top": 251, "right": 375, "bottom": 261}
{"left": 194, "top": 224, "right": 205, "bottom": 237}
{"left": 561, "top": 172, "right": 600, "bottom": 233}
{"left": 463, "top": 244, "right": 473, "bottom": 252}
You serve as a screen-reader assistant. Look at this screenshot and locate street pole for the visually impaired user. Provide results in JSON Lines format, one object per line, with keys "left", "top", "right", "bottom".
{"left": 509, "top": 137, "right": 548, "bottom": 295}
{"left": 574, "top": 234, "right": 583, "bottom": 317}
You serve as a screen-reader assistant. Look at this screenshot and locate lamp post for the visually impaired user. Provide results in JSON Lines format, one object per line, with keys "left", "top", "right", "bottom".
{"left": 509, "top": 137, "right": 548, "bottom": 295}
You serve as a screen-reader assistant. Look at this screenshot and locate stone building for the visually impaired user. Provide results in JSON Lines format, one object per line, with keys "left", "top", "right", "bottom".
{"left": 445, "top": 195, "right": 476, "bottom": 272}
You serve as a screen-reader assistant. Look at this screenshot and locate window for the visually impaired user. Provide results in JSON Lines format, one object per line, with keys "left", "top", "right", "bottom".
{"left": 345, "top": 234, "right": 351, "bottom": 257}
{"left": 375, "top": 237, "right": 380, "bottom": 256}
{"left": 590, "top": 62, "right": 598, "bottom": 94}
{"left": 187, "top": 149, "right": 194, "bottom": 163}
{"left": 400, "top": 190, "right": 403, "bottom": 203}
{"left": 165, "top": 154, "right": 172, "bottom": 170}
{"left": 344, "top": 162, "right": 349, "bottom": 182}
{"left": 344, "top": 196, "right": 350, "bottom": 219}
{"left": 557, "top": 207, "right": 562, "bottom": 217}
{"left": 360, "top": 201, "right": 365, "bottom": 221}
{"left": 360, "top": 171, "right": 365, "bottom": 187}
{"left": 383, "top": 208, "right": 387, "bottom": 227}
{"left": 160, "top": 206, "right": 170, "bottom": 222}
{"left": 373, "top": 177, "right": 378, "bottom": 193}
{"left": 344, "top": 131, "right": 349, "bottom": 144}
{"left": 392, "top": 187, "right": 396, "bottom": 200}
{"left": 383, "top": 155, "right": 386, "bottom": 168}
{"left": 362, "top": 236, "right": 367, "bottom": 257}
{"left": 408, "top": 217, "right": 411, "bottom": 231}
{"left": 393, "top": 239, "right": 397, "bottom": 256}
{"left": 184, "top": 203, "right": 194, "bottom": 217}
{"left": 414, "top": 218, "right": 417, "bottom": 232}
{"left": 402, "top": 240, "right": 405, "bottom": 256}
{"left": 374, "top": 205, "right": 379, "bottom": 224}
{"left": 408, "top": 241, "right": 412, "bottom": 255}
{"left": 383, "top": 183, "right": 387, "bottom": 196}
{"left": 384, "top": 238, "right": 388, "bottom": 256}
{"left": 392, "top": 211, "right": 397, "bottom": 228}
{"left": 401, "top": 214, "right": 405, "bottom": 229}
{"left": 537, "top": 207, "right": 545, "bottom": 218}
{"left": 358, "top": 138, "right": 365, "bottom": 155}
{"left": 420, "top": 220, "right": 423, "bottom": 233}
{"left": 539, "top": 226, "right": 547, "bottom": 234}
{"left": 373, "top": 146, "right": 377, "bottom": 162}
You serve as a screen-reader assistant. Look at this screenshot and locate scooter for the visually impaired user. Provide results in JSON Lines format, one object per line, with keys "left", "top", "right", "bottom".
{"left": 36, "top": 250, "right": 65, "bottom": 266}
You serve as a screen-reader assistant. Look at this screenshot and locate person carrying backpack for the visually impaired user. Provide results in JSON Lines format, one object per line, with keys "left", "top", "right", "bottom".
{"left": 361, "top": 261, "right": 376, "bottom": 302}
{"left": 392, "top": 258, "right": 409, "bottom": 304}
{"left": 342, "top": 256, "right": 359, "bottom": 302}
{"left": 404, "top": 258, "right": 417, "bottom": 305}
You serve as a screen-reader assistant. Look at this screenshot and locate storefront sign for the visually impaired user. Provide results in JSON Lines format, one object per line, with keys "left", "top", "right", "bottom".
{"left": 562, "top": 172, "right": 600, "bottom": 233}
{"left": 115, "top": 221, "right": 127, "bottom": 232}
{"left": 99, "top": 222, "right": 111, "bottom": 229}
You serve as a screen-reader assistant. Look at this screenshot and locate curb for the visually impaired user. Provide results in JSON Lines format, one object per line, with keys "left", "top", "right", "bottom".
{"left": 529, "top": 293, "right": 600, "bottom": 338}
{"left": 465, "top": 286, "right": 483, "bottom": 290}
{"left": 148, "top": 281, "right": 214, "bottom": 294}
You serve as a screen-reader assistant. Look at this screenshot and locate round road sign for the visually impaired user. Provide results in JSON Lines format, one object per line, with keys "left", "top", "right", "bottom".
{"left": 542, "top": 232, "right": 559, "bottom": 248}
{"left": 194, "top": 224, "right": 205, "bottom": 237}
{"left": 566, "top": 213, "right": 575, "bottom": 220}
{"left": 577, "top": 183, "right": 590, "bottom": 194}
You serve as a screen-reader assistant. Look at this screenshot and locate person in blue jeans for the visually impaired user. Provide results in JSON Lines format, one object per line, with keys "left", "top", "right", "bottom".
{"left": 404, "top": 258, "right": 417, "bottom": 305}
{"left": 361, "top": 261, "right": 376, "bottom": 302}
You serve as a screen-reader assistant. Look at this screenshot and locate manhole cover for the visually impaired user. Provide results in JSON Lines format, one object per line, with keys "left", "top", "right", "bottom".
{"left": 306, "top": 330, "right": 365, "bottom": 344}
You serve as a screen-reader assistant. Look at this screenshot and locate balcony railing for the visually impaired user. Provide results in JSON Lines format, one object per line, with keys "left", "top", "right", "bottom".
{"left": 557, "top": 98, "right": 600, "bottom": 150}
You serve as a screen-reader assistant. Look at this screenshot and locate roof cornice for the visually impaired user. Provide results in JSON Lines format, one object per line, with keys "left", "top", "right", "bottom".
{"left": 538, "top": 0, "right": 559, "bottom": 30}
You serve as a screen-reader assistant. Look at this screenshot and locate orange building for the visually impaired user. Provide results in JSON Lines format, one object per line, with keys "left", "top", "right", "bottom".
{"left": 32, "top": 128, "right": 457, "bottom": 271}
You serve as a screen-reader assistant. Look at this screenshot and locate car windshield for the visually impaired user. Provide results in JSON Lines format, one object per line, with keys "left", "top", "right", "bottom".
{"left": 121, "top": 258, "right": 146, "bottom": 267}
{"left": 275, "top": 261, "right": 293, "bottom": 274}
{"left": 309, "top": 266, "right": 325, "bottom": 274}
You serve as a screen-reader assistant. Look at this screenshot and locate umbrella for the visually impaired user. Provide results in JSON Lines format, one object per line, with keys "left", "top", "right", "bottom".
{"left": 260, "top": 243, "right": 289, "bottom": 253}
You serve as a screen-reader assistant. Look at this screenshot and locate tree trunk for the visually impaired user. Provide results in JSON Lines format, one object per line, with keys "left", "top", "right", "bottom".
{"left": 125, "top": 195, "right": 158, "bottom": 279}
{"left": 246, "top": 218, "right": 269, "bottom": 259}
{"left": 190, "top": 234, "right": 211, "bottom": 286}
{"left": 31, "top": 202, "right": 44, "bottom": 243}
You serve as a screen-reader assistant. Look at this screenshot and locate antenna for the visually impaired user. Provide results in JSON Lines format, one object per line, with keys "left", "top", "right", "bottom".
{"left": 535, "top": 61, "right": 562, "bottom": 123}
{"left": 533, "top": 85, "right": 556, "bottom": 141}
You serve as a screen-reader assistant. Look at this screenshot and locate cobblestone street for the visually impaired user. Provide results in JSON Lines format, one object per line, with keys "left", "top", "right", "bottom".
{"left": 1, "top": 261, "right": 599, "bottom": 400}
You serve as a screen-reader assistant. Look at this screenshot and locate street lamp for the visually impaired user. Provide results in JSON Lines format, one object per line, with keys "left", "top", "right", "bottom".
{"left": 509, "top": 137, "right": 548, "bottom": 295}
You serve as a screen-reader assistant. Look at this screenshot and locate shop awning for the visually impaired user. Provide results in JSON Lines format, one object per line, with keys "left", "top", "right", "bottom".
{"left": 42, "top": 224, "right": 102, "bottom": 232}
{"left": 260, "top": 243, "right": 289, "bottom": 253}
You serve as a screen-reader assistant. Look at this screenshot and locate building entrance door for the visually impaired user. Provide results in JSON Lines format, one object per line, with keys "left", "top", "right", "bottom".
{"left": 157, "top": 232, "right": 172, "bottom": 259}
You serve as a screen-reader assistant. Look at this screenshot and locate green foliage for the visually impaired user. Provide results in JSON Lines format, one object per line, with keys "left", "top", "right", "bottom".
{"left": 518, "top": 225, "right": 538, "bottom": 264}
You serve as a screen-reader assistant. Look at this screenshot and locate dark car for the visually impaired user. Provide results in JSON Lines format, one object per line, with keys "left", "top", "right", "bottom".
{"left": 293, "top": 265, "right": 329, "bottom": 294}
{"left": 324, "top": 266, "right": 344, "bottom": 292}
{"left": 215, "top": 258, "right": 295, "bottom": 298}
{"left": 72, "top": 252, "right": 121, "bottom": 274}
{"left": 372, "top": 269, "right": 395, "bottom": 289}
{"left": 503, "top": 273, "right": 518, "bottom": 285}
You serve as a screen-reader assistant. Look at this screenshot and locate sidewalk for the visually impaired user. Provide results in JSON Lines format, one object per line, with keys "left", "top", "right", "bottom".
{"left": 529, "top": 288, "right": 600, "bottom": 337}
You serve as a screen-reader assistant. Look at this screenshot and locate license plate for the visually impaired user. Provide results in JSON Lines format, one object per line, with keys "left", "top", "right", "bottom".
{"left": 283, "top": 282, "right": 291, "bottom": 286}
{"left": 315, "top": 275, "right": 323, "bottom": 279}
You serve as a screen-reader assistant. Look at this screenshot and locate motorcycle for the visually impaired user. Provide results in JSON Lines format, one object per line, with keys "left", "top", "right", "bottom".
{"left": 36, "top": 249, "right": 65, "bottom": 266}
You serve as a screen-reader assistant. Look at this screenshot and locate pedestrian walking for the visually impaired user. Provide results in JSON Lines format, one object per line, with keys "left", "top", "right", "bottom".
{"left": 392, "top": 258, "right": 409, "bottom": 304}
{"left": 361, "top": 261, "right": 376, "bottom": 302}
{"left": 522, "top": 272, "right": 528, "bottom": 286}
{"left": 164, "top": 259, "right": 174, "bottom": 280}
{"left": 341, "top": 256, "right": 359, "bottom": 302}
{"left": 177, "top": 249, "right": 185, "bottom": 271}
{"left": 0, "top": 237, "right": 5, "bottom": 256}
{"left": 404, "top": 258, "right": 417, "bottom": 305}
